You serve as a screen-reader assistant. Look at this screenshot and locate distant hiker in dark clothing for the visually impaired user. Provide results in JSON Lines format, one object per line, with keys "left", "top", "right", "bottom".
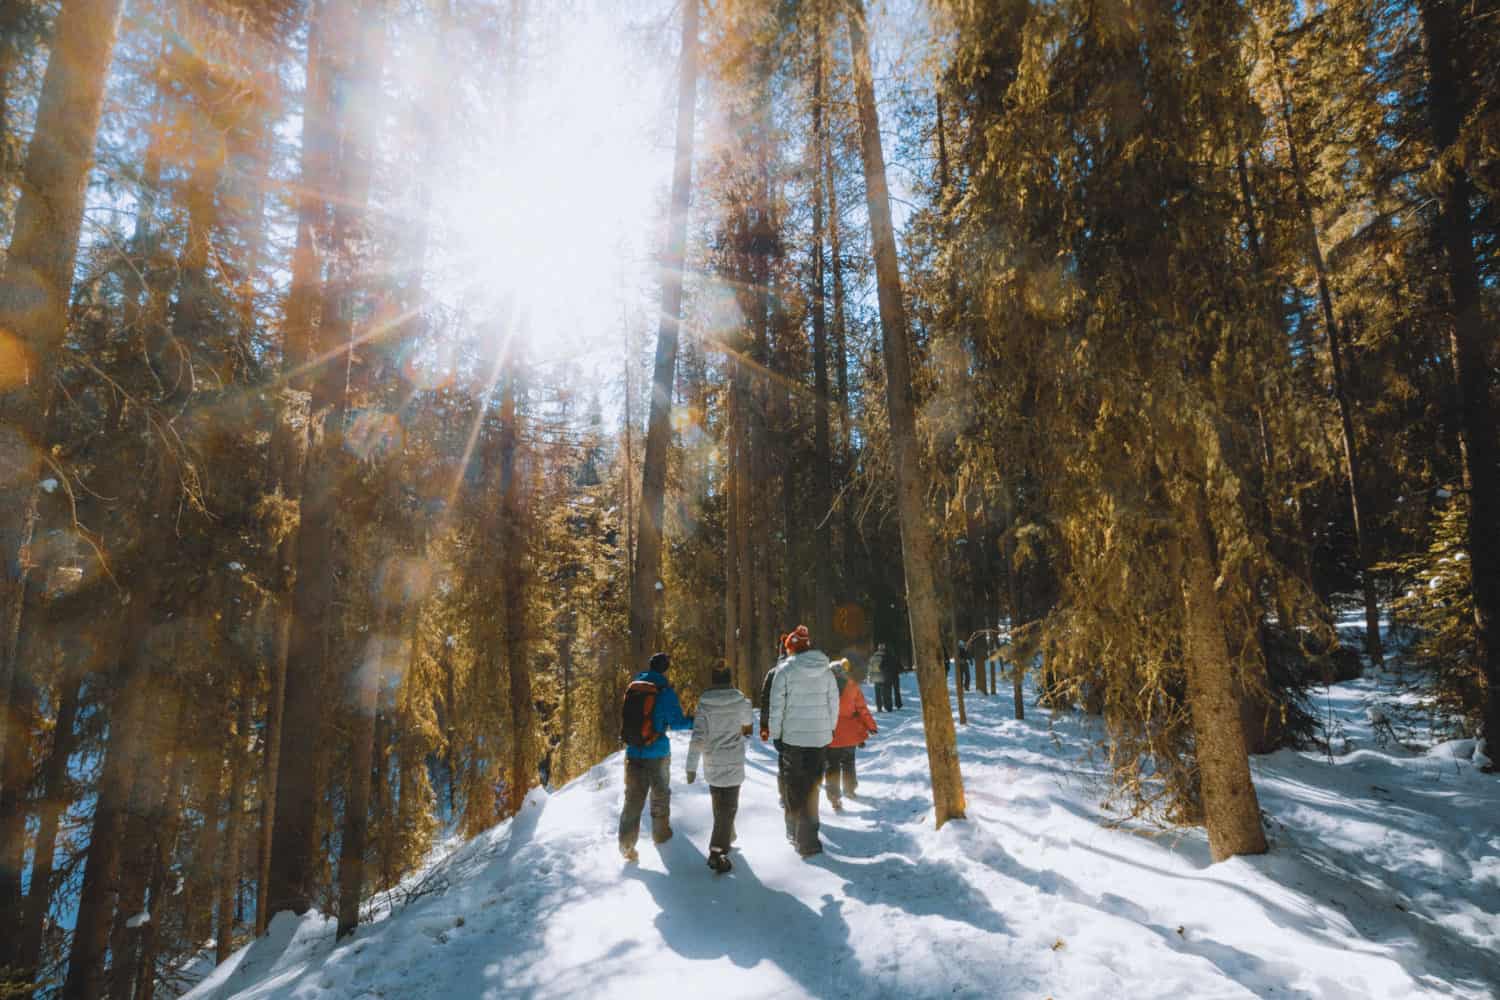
{"left": 618, "top": 652, "right": 692, "bottom": 862}
{"left": 769, "top": 625, "right": 839, "bottom": 857}
{"left": 760, "top": 634, "right": 791, "bottom": 809}
{"left": 957, "top": 639, "right": 972, "bottom": 691}
{"left": 870, "top": 642, "right": 903, "bottom": 712}
{"left": 686, "top": 667, "right": 752, "bottom": 874}
{"left": 825, "top": 659, "right": 877, "bottom": 810}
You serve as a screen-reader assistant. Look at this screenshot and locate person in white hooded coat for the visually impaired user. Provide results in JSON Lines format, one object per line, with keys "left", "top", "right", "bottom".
{"left": 686, "top": 667, "right": 752, "bottom": 872}
{"left": 768, "top": 625, "right": 839, "bottom": 856}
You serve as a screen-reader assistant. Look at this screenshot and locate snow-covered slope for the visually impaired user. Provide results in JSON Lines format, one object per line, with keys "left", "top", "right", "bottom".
{"left": 185, "top": 672, "right": 1500, "bottom": 999}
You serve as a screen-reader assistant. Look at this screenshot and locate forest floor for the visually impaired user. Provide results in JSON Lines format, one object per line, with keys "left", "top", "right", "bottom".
{"left": 182, "top": 665, "right": 1500, "bottom": 999}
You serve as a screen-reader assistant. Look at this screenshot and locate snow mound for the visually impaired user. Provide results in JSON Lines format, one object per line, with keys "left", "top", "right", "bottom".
{"left": 184, "top": 673, "right": 1500, "bottom": 999}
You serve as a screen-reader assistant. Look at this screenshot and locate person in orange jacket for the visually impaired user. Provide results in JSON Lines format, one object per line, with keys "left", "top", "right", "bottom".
{"left": 824, "top": 658, "right": 877, "bottom": 811}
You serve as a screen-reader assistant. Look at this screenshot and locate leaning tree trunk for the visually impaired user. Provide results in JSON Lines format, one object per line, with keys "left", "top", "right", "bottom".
{"left": 1273, "top": 54, "right": 1382, "bottom": 666}
{"left": 0, "top": 0, "right": 125, "bottom": 771}
{"left": 845, "top": 0, "right": 965, "bottom": 826}
{"left": 1418, "top": 0, "right": 1500, "bottom": 765}
{"left": 630, "top": 0, "right": 698, "bottom": 667}
{"left": 1179, "top": 484, "right": 1268, "bottom": 861}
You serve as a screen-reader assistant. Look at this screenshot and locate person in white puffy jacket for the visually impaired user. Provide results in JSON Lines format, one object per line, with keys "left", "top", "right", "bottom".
{"left": 768, "top": 625, "right": 839, "bottom": 857}
{"left": 686, "top": 667, "right": 752, "bottom": 873}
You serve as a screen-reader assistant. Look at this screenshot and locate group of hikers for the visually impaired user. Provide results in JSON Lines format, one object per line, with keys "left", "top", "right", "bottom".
{"left": 616, "top": 625, "right": 906, "bottom": 873}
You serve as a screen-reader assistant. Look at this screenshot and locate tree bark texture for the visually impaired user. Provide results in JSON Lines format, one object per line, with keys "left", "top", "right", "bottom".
{"left": 809, "top": 17, "right": 835, "bottom": 649}
{"left": 845, "top": 0, "right": 965, "bottom": 826}
{"left": 268, "top": 0, "right": 357, "bottom": 920}
{"left": 630, "top": 0, "right": 698, "bottom": 667}
{"left": 1179, "top": 486, "right": 1268, "bottom": 861}
{"left": 0, "top": 0, "right": 125, "bottom": 774}
{"left": 217, "top": 686, "right": 252, "bottom": 963}
{"left": 11, "top": 668, "right": 82, "bottom": 989}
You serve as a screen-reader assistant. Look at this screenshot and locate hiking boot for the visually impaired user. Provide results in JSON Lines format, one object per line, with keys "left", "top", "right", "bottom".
{"left": 621, "top": 844, "right": 639, "bottom": 863}
{"left": 829, "top": 799, "right": 844, "bottom": 813}
{"left": 797, "top": 842, "right": 824, "bottom": 858}
{"left": 707, "top": 851, "right": 733, "bottom": 874}
{"left": 652, "top": 824, "right": 673, "bottom": 845}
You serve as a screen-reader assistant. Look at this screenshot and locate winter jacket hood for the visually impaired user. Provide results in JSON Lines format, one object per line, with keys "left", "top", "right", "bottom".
{"left": 625, "top": 671, "right": 691, "bottom": 760}
{"left": 830, "top": 671, "right": 878, "bottom": 748}
{"left": 768, "top": 650, "right": 839, "bottom": 748}
{"left": 686, "top": 685, "right": 752, "bottom": 787}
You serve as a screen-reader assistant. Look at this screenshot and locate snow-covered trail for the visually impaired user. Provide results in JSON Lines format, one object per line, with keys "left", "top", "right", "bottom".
{"left": 186, "top": 672, "right": 1499, "bottom": 1000}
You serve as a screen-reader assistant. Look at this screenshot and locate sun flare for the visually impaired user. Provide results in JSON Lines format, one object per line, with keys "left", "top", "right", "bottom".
{"left": 430, "top": 4, "right": 674, "bottom": 369}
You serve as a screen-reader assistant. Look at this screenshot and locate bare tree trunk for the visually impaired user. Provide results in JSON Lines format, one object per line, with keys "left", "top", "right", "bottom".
{"left": 13, "top": 667, "right": 82, "bottom": 990}
{"left": 185, "top": 734, "right": 225, "bottom": 951}
{"left": 0, "top": 575, "right": 41, "bottom": 959}
{"left": 217, "top": 685, "right": 251, "bottom": 964}
{"left": 107, "top": 689, "right": 189, "bottom": 1000}
{"left": 734, "top": 358, "right": 756, "bottom": 695}
{"left": 845, "top": 0, "right": 965, "bottom": 826}
{"left": 809, "top": 15, "right": 835, "bottom": 648}
{"left": 825, "top": 133, "right": 858, "bottom": 586}
{"left": 1418, "top": 0, "right": 1500, "bottom": 765}
{"left": 1272, "top": 54, "right": 1382, "bottom": 666}
{"left": 0, "top": 0, "right": 125, "bottom": 779}
{"left": 500, "top": 361, "right": 534, "bottom": 817}
{"left": 256, "top": 393, "right": 308, "bottom": 937}
{"left": 324, "top": 1, "right": 389, "bottom": 939}
{"left": 725, "top": 382, "right": 743, "bottom": 690}
{"left": 259, "top": 5, "right": 333, "bottom": 923}
{"left": 1179, "top": 485, "right": 1268, "bottom": 861}
{"left": 63, "top": 456, "right": 173, "bottom": 1000}
{"left": 337, "top": 634, "right": 383, "bottom": 939}
{"left": 268, "top": 0, "right": 359, "bottom": 920}
{"left": 559, "top": 615, "right": 574, "bottom": 783}
{"left": 950, "top": 601, "right": 967, "bottom": 726}
{"left": 630, "top": 0, "right": 699, "bottom": 666}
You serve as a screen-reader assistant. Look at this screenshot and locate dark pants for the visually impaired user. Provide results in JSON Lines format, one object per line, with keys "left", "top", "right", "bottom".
{"left": 709, "top": 785, "right": 740, "bottom": 856}
{"left": 824, "top": 746, "right": 857, "bottom": 805}
{"left": 618, "top": 756, "right": 671, "bottom": 849}
{"left": 960, "top": 660, "right": 971, "bottom": 690}
{"left": 776, "top": 746, "right": 788, "bottom": 809}
{"left": 875, "top": 679, "right": 902, "bottom": 711}
{"left": 781, "top": 745, "right": 826, "bottom": 854}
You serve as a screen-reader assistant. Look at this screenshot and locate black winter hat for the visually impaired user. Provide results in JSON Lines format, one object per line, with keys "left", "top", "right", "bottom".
{"left": 649, "top": 652, "right": 671, "bottom": 674}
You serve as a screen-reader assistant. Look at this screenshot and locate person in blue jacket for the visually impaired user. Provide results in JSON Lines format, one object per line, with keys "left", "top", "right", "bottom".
{"left": 618, "top": 652, "right": 693, "bottom": 861}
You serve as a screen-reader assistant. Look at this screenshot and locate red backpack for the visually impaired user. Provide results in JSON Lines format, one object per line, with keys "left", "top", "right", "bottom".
{"left": 620, "top": 678, "right": 660, "bottom": 748}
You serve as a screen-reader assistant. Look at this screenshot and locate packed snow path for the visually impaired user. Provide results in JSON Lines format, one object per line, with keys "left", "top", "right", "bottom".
{"left": 187, "top": 672, "right": 1499, "bottom": 999}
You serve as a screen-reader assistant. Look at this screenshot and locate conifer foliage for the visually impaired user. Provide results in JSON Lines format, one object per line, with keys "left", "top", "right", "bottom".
{"left": 0, "top": 0, "right": 1495, "bottom": 993}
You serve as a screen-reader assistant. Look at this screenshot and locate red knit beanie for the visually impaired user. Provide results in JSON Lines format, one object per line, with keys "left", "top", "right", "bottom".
{"left": 785, "top": 625, "right": 812, "bottom": 654}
